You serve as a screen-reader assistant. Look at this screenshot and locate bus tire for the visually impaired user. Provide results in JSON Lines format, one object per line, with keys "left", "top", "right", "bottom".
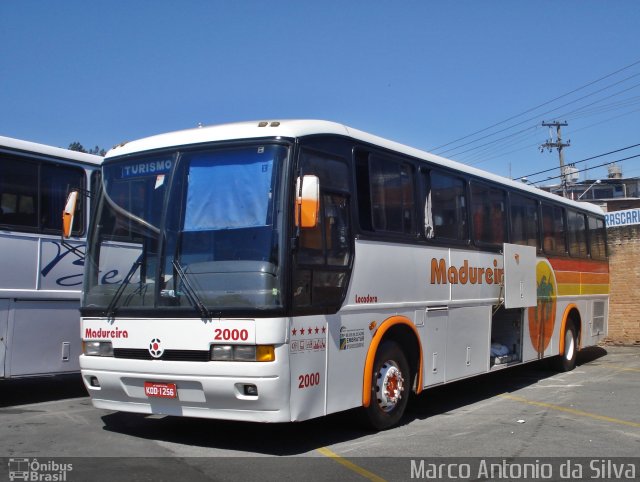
{"left": 361, "top": 341, "right": 410, "bottom": 431}
{"left": 555, "top": 320, "right": 578, "bottom": 372}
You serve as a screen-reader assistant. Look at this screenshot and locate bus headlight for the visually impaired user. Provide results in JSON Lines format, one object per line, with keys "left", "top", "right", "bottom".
{"left": 83, "top": 341, "right": 114, "bottom": 357}
{"left": 210, "top": 345, "right": 275, "bottom": 362}
{"left": 233, "top": 345, "right": 256, "bottom": 361}
{"left": 210, "top": 345, "right": 234, "bottom": 361}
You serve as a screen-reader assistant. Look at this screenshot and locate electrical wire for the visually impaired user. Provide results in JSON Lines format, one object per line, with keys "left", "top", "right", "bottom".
{"left": 441, "top": 76, "right": 640, "bottom": 158}
{"left": 431, "top": 59, "right": 640, "bottom": 155}
{"left": 466, "top": 105, "right": 640, "bottom": 167}
{"left": 517, "top": 143, "right": 640, "bottom": 180}
{"left": 531, "top": 153, "right": 640, "bottom": 184}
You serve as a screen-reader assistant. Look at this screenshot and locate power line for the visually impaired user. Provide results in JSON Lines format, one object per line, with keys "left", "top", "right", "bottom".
{"left": 532, "top": 152, "right": 640, "bottom": 184}
{"left": 518, "top": 142, "right": 640, "bottom": 180}
{"left": 466, "top": 105, "right": 640, "bottom": 166}
{"left": 564, "top": 95, "right": 640, "bottom": 120}
{"left": 444, "top": 125, "right": 538, "bottom": 158}
{"left": 552, "top": 79, "right": 640, "bottom": 121}
{"left": 463, "top": 132, "right": 543, "bottom": 165}
{"left": 430, "top": 58, "right": 640, "bottom": 153}
{"left": 566, "top": 106, "right": 640, "bottom": 136}
{"left": 467, "top": 140, "right": 543, "bottom": 166}
{"left": 441, "top": 75, "right": 640, "bottom": 158}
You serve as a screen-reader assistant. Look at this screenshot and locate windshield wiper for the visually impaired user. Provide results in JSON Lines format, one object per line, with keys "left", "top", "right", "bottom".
{"left": 172, "top": 259, "right": 211, "bottom": 319}
{"left": 105, "top": 254, "right": 143, "bottom": 319}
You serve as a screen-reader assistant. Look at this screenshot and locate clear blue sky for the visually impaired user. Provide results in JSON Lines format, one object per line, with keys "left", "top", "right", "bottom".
{"left": 2, "top": 1, "right": 640, "bottom": 184}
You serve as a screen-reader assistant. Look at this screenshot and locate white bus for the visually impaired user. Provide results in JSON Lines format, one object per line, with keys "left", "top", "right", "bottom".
{"left": 0, "top": 136, "right": 102, "bottom": 378}
{"left": 72, "top": 120, "right": 608, "bottom": 429}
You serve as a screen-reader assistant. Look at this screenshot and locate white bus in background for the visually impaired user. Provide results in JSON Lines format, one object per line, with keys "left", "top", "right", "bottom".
{"left": 0, "top": 136, "right": 102, "bottom": 378}
{"left": 70, "top": 120, "right": 608, "bottom": 430}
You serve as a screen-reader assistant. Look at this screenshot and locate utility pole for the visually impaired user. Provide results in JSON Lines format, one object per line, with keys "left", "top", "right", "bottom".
{"left": 540, "top": 121, "right": 570, "bottom": 197}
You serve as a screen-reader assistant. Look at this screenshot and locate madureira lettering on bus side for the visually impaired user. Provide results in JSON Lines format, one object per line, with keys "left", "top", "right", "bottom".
{"left": 84, "top": 328, "right": 129, "bottom": 339}
{"left": 430, "top": 258, "right": 504, "bottom": 285}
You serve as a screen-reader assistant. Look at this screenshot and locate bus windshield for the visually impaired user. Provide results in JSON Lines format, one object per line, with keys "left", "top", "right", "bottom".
{"left": 83, "top": 144, "right": 287, "bottom": 315}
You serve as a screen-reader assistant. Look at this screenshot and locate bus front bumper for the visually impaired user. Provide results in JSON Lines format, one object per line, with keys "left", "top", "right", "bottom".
{"left": 80, "top": 351, "right": 292, "bottom": 423}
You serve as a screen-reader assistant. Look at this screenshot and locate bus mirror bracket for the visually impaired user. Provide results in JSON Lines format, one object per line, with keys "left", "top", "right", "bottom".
{"left": 62, "top": 191, "right": 79, "bottom": 239}
{"left": 60, "top": 189, "right": 88, "bottom": 261}
{"left": 295, "top": 175, "right": 320, "bottom": 229}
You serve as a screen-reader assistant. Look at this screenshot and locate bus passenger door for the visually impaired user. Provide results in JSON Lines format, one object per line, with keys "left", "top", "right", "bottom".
{"left": 0, "top": 299, "right": 8, "bottom": 378}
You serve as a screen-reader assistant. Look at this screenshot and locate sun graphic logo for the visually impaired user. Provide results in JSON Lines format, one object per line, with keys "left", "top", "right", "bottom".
{"left": 527, "top": 261, "right": 557, "bottom": 355}
{"left": 149, "top": 338, "right": 164, "bottom": 358}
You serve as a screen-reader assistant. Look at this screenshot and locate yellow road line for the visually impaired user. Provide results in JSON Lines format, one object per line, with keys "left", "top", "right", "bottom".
{"left": 316, "top": 446, "right": 387, "bottom": 482}
{"left": 500, "top": 393, "right": 640, "bottom": 428}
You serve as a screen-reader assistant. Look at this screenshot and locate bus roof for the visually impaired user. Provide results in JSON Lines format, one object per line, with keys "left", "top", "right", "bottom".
{"left": 0, "top": 135, "right": 103, "bottom": 166}
{"left": 107, "top": 119, "right": 604, "bottom": 215}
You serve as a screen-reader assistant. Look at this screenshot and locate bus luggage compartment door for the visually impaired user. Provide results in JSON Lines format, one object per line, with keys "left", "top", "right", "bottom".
{"left": 503, "top": 244, "right": 536, "bottom": 309}
{"left": 9, "top": 300, "right": 80, "bottom": 377}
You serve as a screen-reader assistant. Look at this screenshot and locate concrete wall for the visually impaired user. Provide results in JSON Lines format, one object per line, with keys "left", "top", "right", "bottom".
{"left": 607, "top": 224, "right": 640, "bottom": 343}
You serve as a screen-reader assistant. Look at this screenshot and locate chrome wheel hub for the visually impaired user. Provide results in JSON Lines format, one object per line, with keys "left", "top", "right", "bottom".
{"left": 376, "top": 361, "right": 404, "bottom": 412}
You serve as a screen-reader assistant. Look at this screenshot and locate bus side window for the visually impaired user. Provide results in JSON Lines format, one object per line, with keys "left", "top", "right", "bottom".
{"left": 0, "top": 157, "right": 38, "bottom": 230}
{"left": 369, "top": 156, "right": 416, "bottom": 235}
{"left": 510, "top": 193, "right": 539, "bottom": 249}
{"left": 471, "top": 182, "right": 505, "bottom": 246}
{"left": 588, "top": 216, "right": 607, "bottom": 259}
{"left": 0, "top": 156, "right": 85, "bottom": 235}
{"left": 41, "top": 163, "right": 85, "bottom": 234}
{"left": 426, "top": 170, "right": 468, "bottom": 241}
{"left": 541, "top": 203, "right": 566, "bottom": 255}
{"left": 293, "top": 150, "right": 352, "bottom": 312}
{"left": 568, "top": 210, "right": 587, "bottom": 258}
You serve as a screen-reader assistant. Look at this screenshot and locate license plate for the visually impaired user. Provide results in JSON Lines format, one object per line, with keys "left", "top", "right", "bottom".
{"left": 144, "top": 382, "right": 177, "bottom": 399}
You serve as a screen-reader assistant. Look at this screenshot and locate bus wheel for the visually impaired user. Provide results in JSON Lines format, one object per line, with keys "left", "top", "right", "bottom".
{"left": 362, "top": 341, "right": 410, "bottom": 430}
{"left": 555, "top": 321, "right": 578, "bottom": 372}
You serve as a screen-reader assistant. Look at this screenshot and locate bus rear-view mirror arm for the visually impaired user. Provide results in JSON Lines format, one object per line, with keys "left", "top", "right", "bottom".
{"left": 62, "top": 190, "right": 79, "bottom": 239}
{"left": 60, "top": 190, "right": 86, "bottom": 261}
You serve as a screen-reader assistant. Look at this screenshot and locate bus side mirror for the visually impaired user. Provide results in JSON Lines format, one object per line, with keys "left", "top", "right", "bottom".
{"left": 62, "top": 190, "right": 79, "bottom": 238}
{"left": 295, "top": 175, "right": 320, "bottom": 229}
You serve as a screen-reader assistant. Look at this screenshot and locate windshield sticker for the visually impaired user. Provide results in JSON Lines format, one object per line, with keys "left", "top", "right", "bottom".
{"left": 120, "top": 159, "right": 173, "bottom": 179}
{"left": 155, "top": 174, "right": 165, "bottom": 189}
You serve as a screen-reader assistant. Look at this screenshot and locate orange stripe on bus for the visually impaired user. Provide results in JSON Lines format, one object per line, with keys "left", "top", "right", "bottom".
{"left": 581, "top": 273, "right": 610, "bottom": 284}
{"left": 554, "top": 272, "right": 581, "bottom": 284}
{"left": 555, "top": 272, "right": 609, "bottom": 285}
{"left": 362, "top": 316, "right": 423, "bottom": 408}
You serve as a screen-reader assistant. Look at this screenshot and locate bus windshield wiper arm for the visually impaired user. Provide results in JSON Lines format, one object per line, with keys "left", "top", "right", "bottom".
{"left": 105, "top": 255, "right": 142, "bottom": 319}
{"left": 172, "top": 259, "right": 210, "bottom": 319}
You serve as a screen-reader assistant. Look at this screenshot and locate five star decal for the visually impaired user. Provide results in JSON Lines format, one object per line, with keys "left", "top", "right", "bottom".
{"left": 289, "top": 324, "right": 327, "bottom": 354}
{"left": 291, "top": 326, "right": 326, "bottom": 336}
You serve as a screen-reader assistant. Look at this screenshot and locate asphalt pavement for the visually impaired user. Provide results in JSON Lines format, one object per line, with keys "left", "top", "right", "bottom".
{"left": 0, "top": 345, "right": 638, "bottom": 481}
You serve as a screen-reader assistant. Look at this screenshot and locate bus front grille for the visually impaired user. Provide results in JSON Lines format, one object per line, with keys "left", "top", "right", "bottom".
{"left": 113, "top": 348, "right": 210, "bottom": 362}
